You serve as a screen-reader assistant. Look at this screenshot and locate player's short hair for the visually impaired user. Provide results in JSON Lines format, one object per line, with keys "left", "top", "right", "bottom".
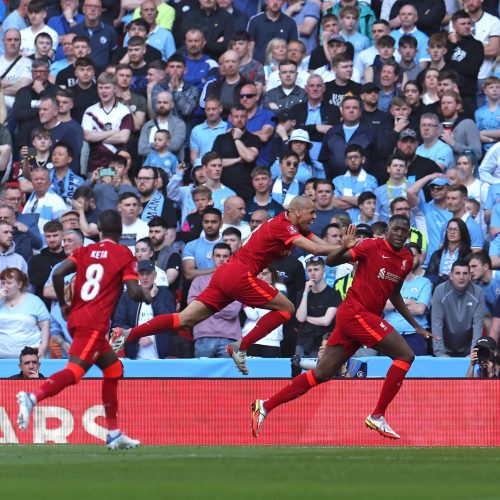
{"left": 213, "top": 242, "right": 232, "bottom": 254}
{"left": 251, "top": 167, "right": 271, "bottom": 179}
{"left": 191, "top": 186, "right": 212, "bottom": 199}
{"left": 202, "top": 207, "right": 222, "bottom": 219}
{"left": 344, "top": 144, "right": 364, "bottom": 157}
{"left": 398, "top": 35, "right": 417, "bottom": 49}
{"left": 376, "top": 35, "right": 395, "bottom": 48}
{"left": 388, "top": 214, "right": 410, "bottom": 226}
{"left": 97, "top": 72, "right": 117, "bottom": 85}
{"left": 98, "top": 210, "right": 122, "bottom": 238}
{"left": 43, "top": 220, "right": 63, "bottom": 233}
{"left": 447, "top": 183, "right": 468, "bottom": 197}
{"left": 358, "top": 191, "right": 376, "bottom": 206}
{"left": 28, "top": 0, "right": 46, "bottom": 13}
{"left": 128, "top": 35, "right": 146, "bottom": 47}
{"left": 53, "top": 140, "right": 73, "bottom": 157}
{"left": 202, "top": 151, "right": 222, "bottom": 165}
{"left": 222, "top": 227, "right": 241, "bottom": 240}
{"left": 19, "top": 346, "right": 39, "bottom": 361}
{"left": 0, "top": 267, "right": 28, "bottom": 291}
{"left": 468, "top": 252, "right": 491, "bottom": 268}
{"left": 147, "top": 216, "right": 168, "bottom": 229}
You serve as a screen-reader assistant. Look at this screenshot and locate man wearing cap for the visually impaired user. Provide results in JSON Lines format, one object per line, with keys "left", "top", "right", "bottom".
{"left": 114, "top": 259, "right": 176, "bottom": 360}
{"left": 432, "top": 260, "right": 485, "bottom": 357}
{"left": 189, "top": 97, "right": 227, "bottom": 165}
{"left": 246, "top": 0, "right": 299, "bottom": 65}
{"left": 263, "top": 60, "right": 306, "bottom": 112}
{"left": 466, "top": 336, "right": 498, "bottom": 378}
{"left": 290, "top": 74, "right": 340, "bottom": 161}
{"left": 360, "top": 82, "right": 388, "bottom": 127}
{"left": 395, "top": 127, "right": 442, "bottom": 183}
{"left": 407, "top": 172, "right": 452, "bottom": 268}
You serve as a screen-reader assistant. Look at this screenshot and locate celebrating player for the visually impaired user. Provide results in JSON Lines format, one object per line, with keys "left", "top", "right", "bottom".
{"left": 17, "top": 210, "right": 156, "bottom": 449}
{"left": 111, "top": 196, "right": 343, "bottom": 375}
{"left": 251, "top": 215, "right": 436, "bottom": 440}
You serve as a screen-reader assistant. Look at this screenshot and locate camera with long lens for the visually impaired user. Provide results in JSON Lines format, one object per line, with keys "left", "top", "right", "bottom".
{"left": 474, "top": 337, "right": 497, "bottom": 364}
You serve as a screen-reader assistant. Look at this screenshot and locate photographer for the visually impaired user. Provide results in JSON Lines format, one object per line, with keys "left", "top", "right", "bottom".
{"left": 466, "top": 337, "right": 498, "bottom": 379}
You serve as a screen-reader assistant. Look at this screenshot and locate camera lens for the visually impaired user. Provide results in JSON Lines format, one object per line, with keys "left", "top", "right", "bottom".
{"left": 477, "top": 347, "right": 492, "bottom": 363}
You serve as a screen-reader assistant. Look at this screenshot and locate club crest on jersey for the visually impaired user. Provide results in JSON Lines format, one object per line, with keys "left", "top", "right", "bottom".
{"left": 287, "top": 225, "right": 298, "bottom": 235}
{"left": 377, "top": 267, "right": 400, "bottom": 283}
{"left": 401, "top": 259, "right": 407, "bottom": 270}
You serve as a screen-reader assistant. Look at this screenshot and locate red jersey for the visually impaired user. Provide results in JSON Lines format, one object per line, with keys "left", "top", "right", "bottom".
{"left": 230, "top": 212, "right": 313, "bottom": 275}
{"left": 344, "top": 238, "right": 413, "bottom": 316}
{"left": 67, "top": 240, "right": 138, "bottom": 333}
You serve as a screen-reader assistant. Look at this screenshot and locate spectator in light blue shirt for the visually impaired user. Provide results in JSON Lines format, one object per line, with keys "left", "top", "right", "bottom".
{"left": 416, "top": 113, "right": 454, "bottom": 171}
{"left": 384, "top": 243, "right": 432, "bottom": 355}
{"left": 190, "top": 97, "right": 228, "bottom": 165}
{"left": 469, "top": 252, "right": 500, "bottom": 314}
{"left": 333, "top": 143, "right": 378, "bottom": 215}
{"left": 445, "top": 183, "right": 484, "bottom": 251}
{"left": 144, "top": 129, "right": 178, "bottom": 178}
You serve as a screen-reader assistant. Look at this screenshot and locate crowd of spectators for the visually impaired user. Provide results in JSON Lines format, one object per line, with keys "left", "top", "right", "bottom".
{"left": 0, "top": 0, "right": 498, "bottom": 375}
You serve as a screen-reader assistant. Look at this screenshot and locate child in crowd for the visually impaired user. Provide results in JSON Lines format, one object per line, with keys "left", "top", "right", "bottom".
{"left": 180, "top": 186, "right": 213, "bottom": 243}
{"left": 20, "top": 0, "right": 58, "bottom": 58}
{"left": 475, "top": 76, "right": 500, "bottom": 152}
{"left": 17, "top": 128, "right": 53, "bottom": 192}
{"left": 364, "top": 35, "right": 396, "bottom": 84}
{"left": 144, "top": 130, "right": 178, "bottom": 178}
{"left": 339, "top": 6, "right": 369, "bottom": 56}
{"left": 398, "top": 35, "right": 421, "bottom": 83}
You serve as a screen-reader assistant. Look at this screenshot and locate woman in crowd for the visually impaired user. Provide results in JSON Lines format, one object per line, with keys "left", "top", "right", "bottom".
{"left": 455, "top": 153, "right": 488, "bottom": 205}
{"left": 270, "top": 129, "right": 325, "bottom": 183}
{"left": 135, "top": 237, "right": 169, "bottom": 287}
{"left": 426, "top": 218, "right": 472, "bottom": 286}
{"left": 0, "top": 267, "right": 49, "bottom": 358}
{"left": 263, "top": 38, "right": 287, "bottom": 82}
{"left": 421, "top": 68, "right": 440, "bottom": 105}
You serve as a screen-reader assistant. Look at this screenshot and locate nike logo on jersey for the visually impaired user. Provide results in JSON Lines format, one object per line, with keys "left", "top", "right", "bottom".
{"left": 381, "top": 255, "right": 390, "bottom": 259}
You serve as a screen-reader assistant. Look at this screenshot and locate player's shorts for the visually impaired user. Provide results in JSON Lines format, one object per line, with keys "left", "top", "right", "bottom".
{"left": 326, "top": 303, "right": 393, "bottom": 358}
{"left": 195, "top": 263, "right": 279, "bottom": 311}
{"left": 68, "top": 327, "right": 113, "bottom": 365}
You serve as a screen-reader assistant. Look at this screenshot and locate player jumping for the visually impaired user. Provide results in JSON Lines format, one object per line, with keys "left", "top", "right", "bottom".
{"left": 111, "top": 196, "right": 344, "bottom": 375}
{"left": 17, "top": 211, "right": 156, "bottom": 449}
{"left": 251, "top": 215, "right": 437, "bottom": 440}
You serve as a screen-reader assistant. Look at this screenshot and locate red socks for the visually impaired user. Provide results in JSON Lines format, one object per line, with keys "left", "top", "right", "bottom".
{"left": 128, "top": 313, "right": 180, "bottom": 342}
{"left": 240, "top": 310, "right": 291, "bottom": 351}
{"left": 34, "top": 369, "right": 77, "bottom": 402}
{"left": 102, "top": 378, "right": 119, "bottom": 430}
{"left": 371, "top": 360, "right": 411, "bottom": 418}
{"left": 264, "top": 370, "right": 319, "bottom": 412}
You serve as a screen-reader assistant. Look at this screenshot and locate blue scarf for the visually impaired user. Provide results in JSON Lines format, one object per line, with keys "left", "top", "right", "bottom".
{"left": 141, "top": 190, "right": 165, "bottom": 222}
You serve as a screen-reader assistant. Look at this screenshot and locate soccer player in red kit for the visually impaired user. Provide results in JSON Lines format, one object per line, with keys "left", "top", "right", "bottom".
{"left": 251, "top": 215, "right": 436, "bottom": 439}
{"left": 17, "top": 210, "right": 156, "bottom": 449}
{"left": 111, "top": 196, "right": 343, "bottom": 375}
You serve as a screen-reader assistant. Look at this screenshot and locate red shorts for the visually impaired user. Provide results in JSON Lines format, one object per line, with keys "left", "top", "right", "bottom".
{"left": 327, "top": 303, "right": 393, "bottom": 357}
{"left": 68, "top": 327, "right": 113, "bottom": 365}
{"left": 195, "top": 263, "right": 279, "bottom": 311}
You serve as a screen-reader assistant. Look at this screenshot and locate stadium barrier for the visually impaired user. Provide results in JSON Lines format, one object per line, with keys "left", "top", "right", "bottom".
{"left": 1, "top": 379, "right": 499, "bottom": 446}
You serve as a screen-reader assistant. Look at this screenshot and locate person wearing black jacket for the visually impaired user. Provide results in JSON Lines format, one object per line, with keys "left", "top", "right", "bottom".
{"left": 113, "top": 260, "right": 176, "bottom": 359}
{"left": 389, "top": 0, "right": 446, "bottom": 37}
{"left": 180, "top": 0, "right": 235, "bottom": 60}
{"left": 445, "top": 10, "right": 484, "bottom": 111}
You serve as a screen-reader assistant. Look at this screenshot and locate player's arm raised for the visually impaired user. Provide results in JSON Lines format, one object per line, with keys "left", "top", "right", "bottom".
{"left": 325, "top": 224, "right": 357, "bottom": 266}
{"left": 292, "top": 229, "right": 353, "bottom": 257}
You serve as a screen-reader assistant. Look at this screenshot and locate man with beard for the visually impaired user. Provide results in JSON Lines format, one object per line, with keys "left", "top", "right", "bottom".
{"left": 138, "top": 90, "right": 186, "bottom": 159}
{"left": 135, "top": 166, "right": 176, "bottom": 247}
{"left": 148, "top": 216, "right": 182, "bottom": 290}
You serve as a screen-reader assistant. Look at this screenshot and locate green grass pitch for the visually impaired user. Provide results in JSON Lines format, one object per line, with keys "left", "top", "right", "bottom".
{"left": 0, "top": 446, "right": 498, "bottom": 499}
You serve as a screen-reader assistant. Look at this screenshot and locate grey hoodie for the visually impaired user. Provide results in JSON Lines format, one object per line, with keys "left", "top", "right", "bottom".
{"left": 431, "top": 280, "right": 485, "bottom": 357}
{"left": 0, "top": 243, "right": 28, "bottom": 275}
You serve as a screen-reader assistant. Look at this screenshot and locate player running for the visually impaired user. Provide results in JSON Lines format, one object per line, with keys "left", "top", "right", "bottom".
{"left": 111, "top": 196, "right": 343, "bottom": 375}
{"left": 251, "top": 215, "right": 437, "bottom": 440}
{"left": 17, "top": 210, "right": 156, "bottom": 449}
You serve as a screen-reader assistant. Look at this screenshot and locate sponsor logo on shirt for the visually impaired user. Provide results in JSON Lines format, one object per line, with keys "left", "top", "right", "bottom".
{"left": 377, "top": 267, "right": 401, "bottom": 283}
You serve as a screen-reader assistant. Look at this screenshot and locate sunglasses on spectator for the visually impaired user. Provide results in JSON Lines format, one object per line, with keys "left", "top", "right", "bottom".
{"left": 430, "top": 185, "right": 445, "bottom": 190}
{"left": 306, "top": 256, "right": 323, "bottom": 264}
{"left": 240, "top": 94, "right": 257, "bottom": 99}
